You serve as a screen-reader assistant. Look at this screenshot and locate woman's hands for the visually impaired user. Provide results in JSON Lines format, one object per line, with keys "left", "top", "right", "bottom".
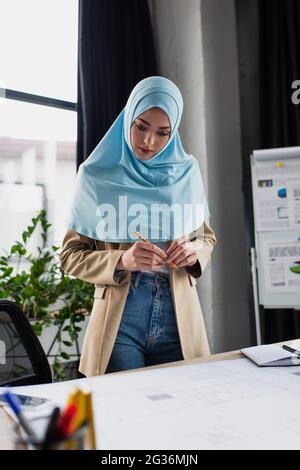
{"left": 166, "top": 235, "right": 198, "bottom": 268}
{"left": 116, "top": 236, "right": 199, "bottom": 271}
{"left": 116, "top": 241, "right": 167, "bottom": 271}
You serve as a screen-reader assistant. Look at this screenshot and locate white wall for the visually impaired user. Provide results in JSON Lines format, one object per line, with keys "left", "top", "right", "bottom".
{"left": 148, "top": 0, "right": 251, "bottom": 352}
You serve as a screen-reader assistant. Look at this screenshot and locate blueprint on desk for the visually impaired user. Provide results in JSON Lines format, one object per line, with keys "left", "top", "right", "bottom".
{"left": 2, "top": 358, "right": 300, "bottom": 450}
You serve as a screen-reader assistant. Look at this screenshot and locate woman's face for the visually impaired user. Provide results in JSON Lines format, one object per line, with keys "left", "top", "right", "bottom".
{"left": 130, "top": 107, "right": 171, "bottom": 160}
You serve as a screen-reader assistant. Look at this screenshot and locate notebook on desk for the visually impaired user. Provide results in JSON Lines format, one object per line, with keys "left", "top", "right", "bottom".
{"left": 241, "top": 344, "right": 300, "bottom": 367}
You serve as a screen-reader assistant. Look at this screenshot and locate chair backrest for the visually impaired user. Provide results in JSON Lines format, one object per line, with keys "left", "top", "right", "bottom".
{"left": 0, "top": 300, "right": 52, "bottom": 386}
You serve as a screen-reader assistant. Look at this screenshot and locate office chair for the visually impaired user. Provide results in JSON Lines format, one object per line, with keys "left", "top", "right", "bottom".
{"left": 0, "top": 300, "right": 52, "bottom": 386}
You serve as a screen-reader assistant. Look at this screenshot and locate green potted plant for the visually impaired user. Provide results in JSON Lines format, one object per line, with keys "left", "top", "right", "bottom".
{"left": 0, "top": 209, "right": 94, "bottom": 380}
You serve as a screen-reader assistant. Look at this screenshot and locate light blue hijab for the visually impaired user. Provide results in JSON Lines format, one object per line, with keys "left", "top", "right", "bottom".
{"left": 67, "top": 76, "right": 209, "bottom": 242}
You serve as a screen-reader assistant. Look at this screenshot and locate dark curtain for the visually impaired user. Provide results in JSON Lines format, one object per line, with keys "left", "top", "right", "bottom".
{"left": 76, "top": 0, "right": 158, "bottom": 168}
{"left": 235, "top": 0, "right": 261, "bottom": 345}
{"left": 259, "top": 0, "right": 300, "bottom": 147}
{"left": 258, "top": 0, "right": 300, "bottom": 342}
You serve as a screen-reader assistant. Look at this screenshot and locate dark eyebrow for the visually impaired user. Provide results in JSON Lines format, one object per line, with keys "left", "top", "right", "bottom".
{"left": 137, "top": 117, "right": 171, "bottom": 130}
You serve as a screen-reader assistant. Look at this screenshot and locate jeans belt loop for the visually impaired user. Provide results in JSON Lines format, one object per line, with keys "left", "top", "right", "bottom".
{"left": 134, "top": 272, "right": 142, "bottom": 289}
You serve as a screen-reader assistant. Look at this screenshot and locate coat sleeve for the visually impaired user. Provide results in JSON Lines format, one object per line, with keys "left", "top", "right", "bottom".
{"left": 184, "top": 221, "right": 217, "bottom": 279}
{"left": 59, "top": 230, "right": 130, "bottom": 286}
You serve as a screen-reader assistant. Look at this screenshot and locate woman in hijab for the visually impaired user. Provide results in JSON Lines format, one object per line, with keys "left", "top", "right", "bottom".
{"left": 59, "top": 76, "right": 217, "bottom": 376}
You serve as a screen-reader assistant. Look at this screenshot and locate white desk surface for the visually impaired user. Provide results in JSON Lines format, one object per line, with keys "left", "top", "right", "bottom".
{"left": 0, "top": 349, "right": 240, "bottom": 450}
{"left": 3, "top": 342, "right": 300, "bottom": 450}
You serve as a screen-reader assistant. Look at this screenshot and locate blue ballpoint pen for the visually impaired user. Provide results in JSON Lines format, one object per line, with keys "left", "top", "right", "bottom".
{"left": 3, "top": 389, "right": 37, "bottom": 438}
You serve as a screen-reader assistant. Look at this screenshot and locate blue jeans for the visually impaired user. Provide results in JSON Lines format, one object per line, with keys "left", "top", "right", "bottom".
{"left": 105, "top": 271, "right": 184, "bottom": 373}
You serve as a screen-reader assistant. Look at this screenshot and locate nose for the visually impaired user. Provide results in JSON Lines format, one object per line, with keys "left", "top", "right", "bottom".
{"left": 143, "top": 132, "right": 156, "bottom": 148}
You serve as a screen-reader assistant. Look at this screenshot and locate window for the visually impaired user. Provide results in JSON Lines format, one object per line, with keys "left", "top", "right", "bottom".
{"left": 0, "top": 0, "right": 78, "bottom": 253}
{"left": 0, "top": 0, "right": 78, "bottom": 101}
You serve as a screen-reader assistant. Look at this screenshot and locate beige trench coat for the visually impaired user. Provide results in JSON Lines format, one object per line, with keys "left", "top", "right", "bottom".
{"left": 59, "top": 222, "right": 217, "bottom": 376}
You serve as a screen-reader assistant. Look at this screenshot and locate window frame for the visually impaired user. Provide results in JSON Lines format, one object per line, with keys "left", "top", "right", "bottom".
{"left": 0, "top": 87, "right": 77, "bottom": 112}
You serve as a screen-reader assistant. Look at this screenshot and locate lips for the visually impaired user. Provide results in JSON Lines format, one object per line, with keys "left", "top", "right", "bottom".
{"left": 138, "top": 147, "right": 152, "bottom": 154}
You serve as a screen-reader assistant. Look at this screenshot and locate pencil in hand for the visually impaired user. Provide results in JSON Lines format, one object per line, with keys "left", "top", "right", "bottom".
{"left": 133, "top": 231, "right": 149, "bottom": 244}
{"left": 133, "top": 231, "right": 177, "bottom": 268}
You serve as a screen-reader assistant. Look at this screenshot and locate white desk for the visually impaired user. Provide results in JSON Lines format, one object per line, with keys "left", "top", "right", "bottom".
{"left": 2, "top": 344, "right": 300, "bottom": 450}
{"left": 0, "top": 350, "right": 239, "bottom": 450}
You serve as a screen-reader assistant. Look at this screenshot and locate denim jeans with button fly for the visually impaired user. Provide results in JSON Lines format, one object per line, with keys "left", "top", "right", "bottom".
{"left": 105, "top": 271, "right": 183, "bottom": 373}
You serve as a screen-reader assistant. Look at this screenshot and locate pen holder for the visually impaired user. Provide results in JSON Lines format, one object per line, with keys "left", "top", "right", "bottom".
{"left": 12, "top": 415, "right": 89, "bottom": 450}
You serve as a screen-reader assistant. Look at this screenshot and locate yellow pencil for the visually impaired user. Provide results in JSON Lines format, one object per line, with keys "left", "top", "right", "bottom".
{"left": 133, "top": 231, "right": 176, "bottom": 268}
{"left": 67, "top": 388, "right": 87, "bottom": 432}
{"left": 66, "top": 388, "right": 96, "bottom": 450}
{"left": 85, "top": 391, "right": 96, "bottom": 450}
{"left": 133, "top": 231, "right": 149, "bottom": 244}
